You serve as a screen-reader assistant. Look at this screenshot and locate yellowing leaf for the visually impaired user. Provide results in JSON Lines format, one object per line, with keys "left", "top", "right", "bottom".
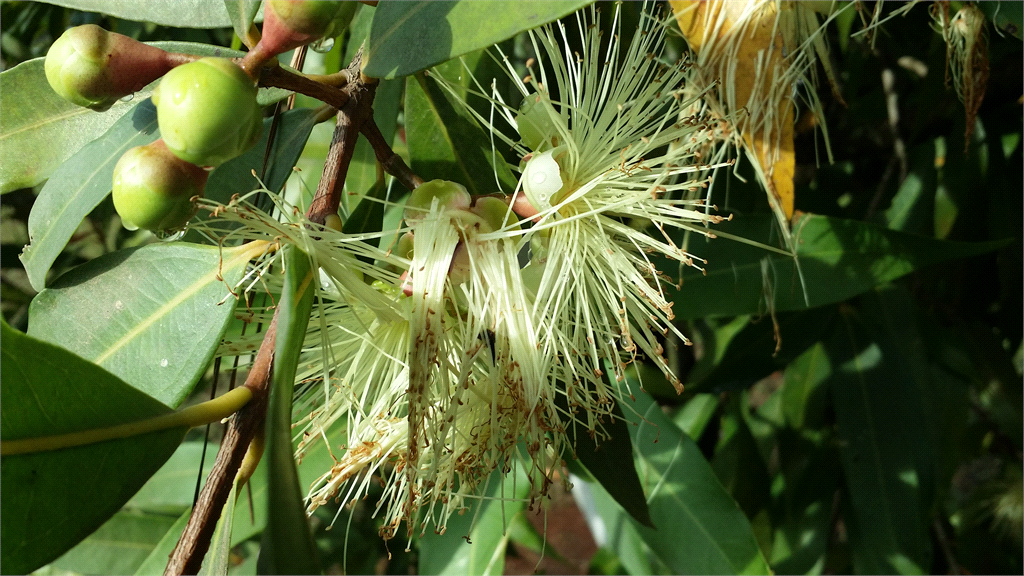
{"left": 671, "top": 0, "right": 839, "bottom": 227}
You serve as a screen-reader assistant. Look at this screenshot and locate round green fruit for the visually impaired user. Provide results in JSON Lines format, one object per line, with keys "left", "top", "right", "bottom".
{"left": 45, "top": 24, "right": 172, "bottom": 111}
{"left": 112, "top": 140, "right": 208, "bottom": 231}
{"left": 153, "top": 57, "right": 263, "bottom": 167}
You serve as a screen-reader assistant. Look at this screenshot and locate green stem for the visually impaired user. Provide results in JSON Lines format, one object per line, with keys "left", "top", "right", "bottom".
{"left": 0, "top": 387, "right": 253, "bottom": 457}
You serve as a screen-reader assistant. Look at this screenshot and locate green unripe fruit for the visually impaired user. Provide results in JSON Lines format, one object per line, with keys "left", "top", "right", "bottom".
{"left": 153, "top": 57, "right": 263, "bottom": 167}
{"left": 112, "top": 140, "right": 208, "bottom": 231}
{"left": 45, "top": 24, "right": 173, "bottom": 111}
{"left": 403, "top": 180, "right": 472, "bottom": 224}
{"left": 516, "top": 93, "right": 562, "bottom": 151}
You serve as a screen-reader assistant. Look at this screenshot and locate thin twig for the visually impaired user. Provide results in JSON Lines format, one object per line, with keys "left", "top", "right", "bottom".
{"left": 361, "top": 120, "right": 424, "bottom": 191}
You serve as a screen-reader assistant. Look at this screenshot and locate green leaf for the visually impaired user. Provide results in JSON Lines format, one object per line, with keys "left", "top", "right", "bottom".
{"left": 672, "top": 393, "right": 720, "bottom": 440}
{"left": 133, "top": 509, "right": 191, "bottom": 576}
{"left": 404, "top": 72, "right": 517, "bottom": 195}
{"left": 50, "top": 510, "right": 180, "bottom": 575}
{"left": 669, "top": 213, "right": 1007, "bottom": 320}
{"left": 364, "top": 0, "right": 592, "bottom": 79}
{"left": 0, "top": 59, "right": 147, "bottom": 194}
{"left": 224, "top": 0, "right": 261, "bottom": 45}
{"left": 128, "top": 442, "right": 215, "bottom": 514}
{"left": 581, "top": 480, "right": 656, "bottom": 576}
{"left": 343, "top": 75, "right": 404, "bottom": 206}
{"left": 36, "top": 0, "right": 251, "bottom": 28}
{"left": 0, "top": 321, "right": 186, "bottom": 575}
{"left": 28, "top": 242, "right": 259, "bottom": 408}
{"left": 781, "top": 342, "right": 833, "bottom": 431}
{"left": 623, "top": 389, "right": 771, "bottom": 575}
{"left": 18, "top": 99, "right": 159, "bottom": 291}
{"left": 257, "top": 244, "right": 320, "bottom": 575}
{"left": 978, "top": 0, "right": 1023, "bottom": 39}
{"left": 564, "top": 388, "right": 653, "bottom": 528}
{"left": 829, "top": 293, "right": 934, "bottom": 574}
{"left": 689, "top": 308, "right": 838, "bottom": 394}
{"left": 417, "top": 467, "right": 531, "bottom": 576}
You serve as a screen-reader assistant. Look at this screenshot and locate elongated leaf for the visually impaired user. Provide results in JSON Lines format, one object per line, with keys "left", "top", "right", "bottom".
{"left": 0, "top": 60, "right": 146, "bottom": 194}
{"left": 669, "top": 213, "right": 1007, "bottom": 320}
{"left": 133, "top": 509, "right": 191, "bottom": 576}
{"left": 35, "top": 0, "right": 253, "bottom": 28}
{"left": 224, "top": 0, "right": 262, "bottom": 45}
{"left": 19, "top": 100, "right": 159, "bottom": 291}
{"left": 829, "top": 294, "right": 933, "bottom": 574}
{"left": 418, "top": 467, "right": 531, "bottom": 576}
{"left": 364, "top": 1, "right": 591, "bottom": 79}
{"left": 50, "top": 510, "right": 179, "bottom": 575}
{"left": 28, "top": 242, "right": 262, "bottom": 408}
{"left": 128, "top": 441, "right": 216, "bottom": 514}
{"left": 257, "top": 244, "right": 320, "bottom": 575}
{"left": 404, "top": 73, "right": 517, "bottom": 195}
{"left": 563, "top": 386, "right": 653, "bottom": 528}
{"left": 0, "top": 43, "right": 286, "bottom": 195}
{"left": 0, "top": 321, "right": 186, "bottom": 575}
{"left": 575, "top": 480, "right": 654, "bottom": 576}
{"left": 198, "top": 480, "right": 238, "bottom": 576}
{"left": 623, "top": 389, "right": 771, "bottom": 575}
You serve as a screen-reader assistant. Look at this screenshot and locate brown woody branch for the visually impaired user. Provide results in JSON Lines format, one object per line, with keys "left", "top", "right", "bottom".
{"left": 164, "top": 316, "right": 277, "bottom": 576}
{"left": 360, "top": 120, "right": 424, "bottom": 192}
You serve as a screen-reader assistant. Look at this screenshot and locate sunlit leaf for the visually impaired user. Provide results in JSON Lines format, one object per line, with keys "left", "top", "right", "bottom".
{"left": 50, "top": 510, "right": 180, "bottom": 575}
{"left": 620, "top": 388, "right": 770, "bottom": 574}
{"left": 36, "top": 0, "right": 254, "bottom": 28}
{"left": 364, "top": 1, "right": 591, "bottom": 79}
{"left": 28, "top": 242, "right": 263, "bottom": 408}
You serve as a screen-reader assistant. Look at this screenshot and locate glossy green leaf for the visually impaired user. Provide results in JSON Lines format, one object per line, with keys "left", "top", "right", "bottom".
{"left": 418, "top": 467, "right": 530, "bottom": 576}
{"left": 405, "top": 72, "right": 518, "bottom": 195}
{"left": 670, "top": 213, "right": 1006, "bottom": 320}
{"left": 0, "top": 321, "right": 186, "bottom": 575}
{"left": 565, "top": 389, "right": 653, "bottom": 528}
{"left": 36, "top": 0, "right": 251, "bottom": 28}
{"left": 711, "top": 400, "right": 771, "bottom": 521}
{"left": 50, "top": 510, "right": 180, "bottom": 575}
{"left": 623, "top": 389, "right": 771, "bottom": 575}
{"left": 128, "top": 441, "right": 215, "bottom": 514}
{"left": 672, "top": 393, "right": 720, "bottom": 440}
{"left": 0, "top": 43, "right": 286, "bottom": 196}
{"left": 579, "top": 480, "right": 655, "bottom": 576}
{"left": 28, "top": 242, "right": 260, "bottom": 408}
{"left": 829, "top": 293, "right": 934, "bottom": 574}
{"left": 364, "top": 0, "right": 591, "bottom": 79}
{"left": 133, "top": 509, "right": 191, "bottom": 576}
{"left": 19, "top": 99, "right": 159, "bottom": 291}
{"left": 257, "top": 244, "right": 320, "bottom": 575}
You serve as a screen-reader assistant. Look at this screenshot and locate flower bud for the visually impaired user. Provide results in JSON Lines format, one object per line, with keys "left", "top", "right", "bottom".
{"left": 516, "top": 93, "right": 562, "bottom": 151}
{"left": 403, "top": 180, "right": 472, "bottom": 224}
{"left": 260, "top": 0, "right": 358, "bottom": 57}
{"left": 111, "top": 140, "right": 208, "bottom": 231}
{"left": 153, "top": 57, "right": 263, "bottom": 167}
{"left": 44, "top": 24, "right": 173, "bottom": 111}
{"left": 469, "top": 196, "right": 519, "bottom": 233}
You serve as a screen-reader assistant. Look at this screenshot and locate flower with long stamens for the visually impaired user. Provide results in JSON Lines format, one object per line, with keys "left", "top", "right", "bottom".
{"left": 432, "top": 2, "right": 728, "bottom": 393}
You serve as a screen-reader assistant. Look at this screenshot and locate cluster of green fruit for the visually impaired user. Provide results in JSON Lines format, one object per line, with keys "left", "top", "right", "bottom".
{"left": 43, "top": 1, "right": 356, "bottom": 232}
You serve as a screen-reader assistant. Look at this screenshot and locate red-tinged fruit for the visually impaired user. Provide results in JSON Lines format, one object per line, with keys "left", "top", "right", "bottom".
{"left": 252, "top": 0, "right": 358, "bottom": 62}
{"left": 153, "top": 57, "right": 263, "bottom": 167}
{"left": 112, "top": 140, "right": 208, "bottom": 232}
{"left": 44, "top": 24, "right": 173, "bottom": 111}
